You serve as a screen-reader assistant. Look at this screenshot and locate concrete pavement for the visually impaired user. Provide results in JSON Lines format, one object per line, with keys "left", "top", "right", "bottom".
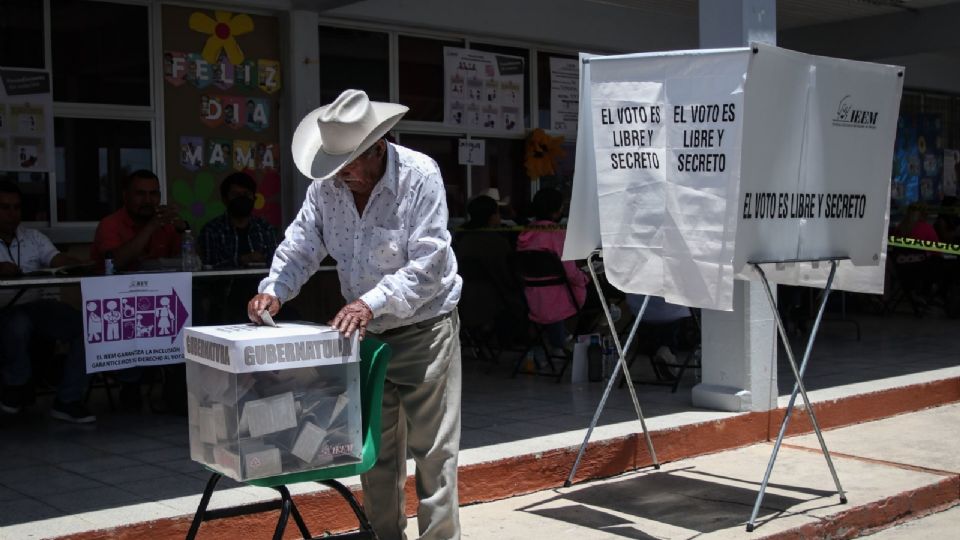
{"left": 408, "top": 403, "right": 960, "bottom": 539}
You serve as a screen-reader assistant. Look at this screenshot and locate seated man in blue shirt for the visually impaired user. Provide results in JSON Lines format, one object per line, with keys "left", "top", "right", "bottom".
{"left": 0, "top": 180, "right": 94, "bottom": 423}
{"left": 199, "top": 171, "right": 279, "bottom": 268}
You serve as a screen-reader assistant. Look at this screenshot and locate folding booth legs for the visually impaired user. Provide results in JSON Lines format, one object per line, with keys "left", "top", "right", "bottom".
{"left": 746, "top": 262, "right": 847, "bottom": 532}
{"left": 565, "top": 250, "right": 660, "bottom": 487}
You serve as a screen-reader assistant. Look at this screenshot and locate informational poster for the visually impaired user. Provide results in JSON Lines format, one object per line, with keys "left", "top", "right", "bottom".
{"left": 564, "top": 45, "right": 903, "bottom": 309}
{"left": 162, "top": 7, "right": 283, "bottom": 231}
{"left": 444, "top": 47, "right": 524, "bottom": 134}
{"left": 82, "top": 273, "right": 192, "bottom": 374}
{"left": 549, "top": 57, "right": 579, "bottom": 137}
{"left": 0, "top": 68, "right": 53, "bottom": 173}
{"left": 588, "top": 49, "right": 747, "bottom": 311}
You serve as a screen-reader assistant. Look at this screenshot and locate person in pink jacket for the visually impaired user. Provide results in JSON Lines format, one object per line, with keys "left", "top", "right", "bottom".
{"left": 517, "top": 188, "right": 590, "bottom": 346}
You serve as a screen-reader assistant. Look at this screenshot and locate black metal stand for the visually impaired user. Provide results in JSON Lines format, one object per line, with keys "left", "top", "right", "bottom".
{"left": 186, "top": 472, "right": 378, "bottom": 539}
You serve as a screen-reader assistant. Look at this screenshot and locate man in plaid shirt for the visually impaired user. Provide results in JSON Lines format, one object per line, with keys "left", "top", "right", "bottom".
{"left": 199, "top": 172, "right": 279, "bottom": 268}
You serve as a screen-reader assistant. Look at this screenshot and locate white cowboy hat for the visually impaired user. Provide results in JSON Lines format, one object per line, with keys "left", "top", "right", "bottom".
{"left": 480, "top": 187, "right": 511, "bottom": 206}
{"left": 291, "top": 89, "right": 408, "bottom": 180}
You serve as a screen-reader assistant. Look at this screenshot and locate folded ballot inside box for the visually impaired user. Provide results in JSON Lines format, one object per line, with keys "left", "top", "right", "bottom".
{"left": 183, "top": 322, "right": 362, "bottom": 482}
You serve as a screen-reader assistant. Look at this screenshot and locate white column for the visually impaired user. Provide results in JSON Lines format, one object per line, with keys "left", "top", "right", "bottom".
{"left": 692, "top": 0, "right": 778, "bottom": 413}
{"left": 282, "top": 10, "right": 321, "bottom": 222}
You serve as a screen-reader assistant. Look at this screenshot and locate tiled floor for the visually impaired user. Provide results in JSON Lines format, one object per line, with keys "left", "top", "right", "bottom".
{"left": 1, "top": 310, "right": 958, "bottom": 535}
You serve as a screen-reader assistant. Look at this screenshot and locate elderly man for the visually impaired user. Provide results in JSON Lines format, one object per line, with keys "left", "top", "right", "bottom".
{"left": 248, "top": 89, "right": 462, "bottom": 540}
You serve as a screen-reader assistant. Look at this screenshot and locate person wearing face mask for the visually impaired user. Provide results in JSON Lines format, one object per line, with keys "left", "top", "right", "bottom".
{"left": 199, "top": 171, "right": 279, "bottom": 268}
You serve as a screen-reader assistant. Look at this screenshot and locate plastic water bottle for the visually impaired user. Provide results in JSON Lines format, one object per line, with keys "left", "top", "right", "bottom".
{"left": 181, "top": 229, "right": 199, "bottom": 271}
{"left": 587, "top": 335, "right": 603, "bottom": 382}
{"left": 104, "top": 251, "right": 115, "bottom": 276}
{"left": 602, "top": 335, "right": 616, "bottom": 381}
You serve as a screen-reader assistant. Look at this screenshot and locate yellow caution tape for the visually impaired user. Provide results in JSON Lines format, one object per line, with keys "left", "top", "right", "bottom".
{"left": 888, "top": 236, "right": 960, "bottom": 256}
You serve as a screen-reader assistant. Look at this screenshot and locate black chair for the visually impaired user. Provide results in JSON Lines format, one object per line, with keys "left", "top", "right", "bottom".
{"left": 456, "top": 255, "right": 507, "bottom": 368}
{"left": 512, "top": 249, "right": 579, "bottom": 382}
{"left": 884, "top": 248, "right": 935, "bottom": 317}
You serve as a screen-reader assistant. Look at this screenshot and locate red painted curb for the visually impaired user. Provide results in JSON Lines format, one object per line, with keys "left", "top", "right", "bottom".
{"left": 56, "top": 376, "right": 960, "bottom": 539}
{"left": 761, "top": 476, "right": 960, "bottom": 540}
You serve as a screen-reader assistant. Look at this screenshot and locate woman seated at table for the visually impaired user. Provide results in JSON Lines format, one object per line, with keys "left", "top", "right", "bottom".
{"left": 516, "top": 188, "right": 598, "bottom": 348}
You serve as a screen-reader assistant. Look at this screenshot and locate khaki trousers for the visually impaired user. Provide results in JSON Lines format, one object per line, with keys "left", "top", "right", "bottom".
{"left": 361, "top": 310, "right": 462, "bottom": 540}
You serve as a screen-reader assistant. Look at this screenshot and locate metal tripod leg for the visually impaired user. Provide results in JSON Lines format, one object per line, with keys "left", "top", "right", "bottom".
{"left": 746, "top": 261, "right": 847, "bottom": 532}
{"left": 565, "top": 250, "right": 659, "bottom": 487}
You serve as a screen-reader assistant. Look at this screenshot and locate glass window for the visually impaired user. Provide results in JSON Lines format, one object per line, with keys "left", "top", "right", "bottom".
{"left": 318, "top": 25, "right": 389, "bottom": 104}
{"left": 397, "top": 134, "right": 467, "bottom": 218}
{"left": 469, "top": 138, "right": 529, "bottom": 221}
{"left": 51, "top": 0, "right": 150, "bottom": 105}
{"left": 54, "top": 117, "right": 152, "bottom": 221}
{"left": 399, "top": 35, "right": 464, "bottom": 122}
{"left": 0, "top": 0, "right": 45, "bottom": 68}
{"left": 471, "top": 42, "right": 530, "bottom": 129}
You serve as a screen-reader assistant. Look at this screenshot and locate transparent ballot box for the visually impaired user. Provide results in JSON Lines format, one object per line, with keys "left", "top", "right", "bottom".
{"left": 184, "top": 323, "right": 362, "bottom": 482}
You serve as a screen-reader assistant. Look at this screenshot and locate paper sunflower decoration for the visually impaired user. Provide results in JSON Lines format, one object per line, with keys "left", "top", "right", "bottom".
{"left": 189, "top": 11, "right": 254, "bottom": 64}
{"left": 525, "top": 128, "right": 565, "bottom": 179}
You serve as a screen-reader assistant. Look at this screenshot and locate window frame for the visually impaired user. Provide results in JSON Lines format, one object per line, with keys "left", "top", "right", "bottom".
{"left": 24, "top": 0, "right": 160, "bottom": 242}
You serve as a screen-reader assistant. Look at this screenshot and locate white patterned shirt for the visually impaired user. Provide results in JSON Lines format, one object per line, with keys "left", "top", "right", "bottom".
{"left": 260, "top": 143, "right": 462, "bottom": 333}
{"left": 0, "top": 226, "right": 61, "bottom": 304}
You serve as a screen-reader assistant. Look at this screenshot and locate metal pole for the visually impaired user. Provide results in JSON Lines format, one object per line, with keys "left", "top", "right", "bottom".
{"left": 746, "top": 261, "right": 846, "bottom": 532}
{"left": 565, "top": 251, "right": 659, "bottom": 488}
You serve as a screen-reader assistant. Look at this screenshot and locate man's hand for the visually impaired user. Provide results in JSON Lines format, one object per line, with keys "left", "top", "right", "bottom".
{"left": 0, "top": 262, "right": 20, "bottom": 277}
{"left": 330, "top": 300, "right": 374, "bottom": 340}
{"left": 153, "top": 204, "right": 184, "bottom": 229}
{"left": 247, "top": 293, "right": 280, "bottom": 325}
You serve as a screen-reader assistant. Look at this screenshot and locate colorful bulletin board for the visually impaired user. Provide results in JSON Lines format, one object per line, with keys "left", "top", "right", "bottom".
{"left": 892, "top": 113, "right": 943, "bottom": 207}
{"left": 161, "top": 7, "right": 282, "bottom": 231}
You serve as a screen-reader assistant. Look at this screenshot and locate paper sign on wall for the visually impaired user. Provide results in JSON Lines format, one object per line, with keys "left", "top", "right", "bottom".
{"left": 550, "top": 57, "right": 580, "bottom": 137}
{"left": 458, "top": 139, "right": 485, "bottom": 166}
{"left": 0, "top": 68, "right": 54, "bottom": 173}
{"left": 444, "top": 47, "right": 524, "bottom": 134}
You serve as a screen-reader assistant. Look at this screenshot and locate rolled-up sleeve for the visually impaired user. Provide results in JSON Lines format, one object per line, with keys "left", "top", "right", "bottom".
{"left": 360, "top": 171, "right": 454, "bottom": 318}
{"left": 259, "top": 181, "right": 328, "bottom": 303}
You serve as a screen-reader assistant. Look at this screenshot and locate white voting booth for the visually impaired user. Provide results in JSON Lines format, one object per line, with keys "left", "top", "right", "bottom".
{"left": 563, "top": 44, "right": 903, "bottom": 530}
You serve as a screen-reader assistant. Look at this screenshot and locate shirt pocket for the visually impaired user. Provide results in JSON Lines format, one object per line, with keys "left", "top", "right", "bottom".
{"left": 367, "top": 226, "right": 407, "bottom": 273}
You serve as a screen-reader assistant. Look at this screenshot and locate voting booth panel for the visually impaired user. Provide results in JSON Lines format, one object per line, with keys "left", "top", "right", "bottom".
{"left": 184, "top": 323, "right": 362, "bottom": 482}
{"left": 736, "top": 44, "right": 902, "bottom": 271}
{"left": 586, "top": 48, "right": 748, "bottom": 311}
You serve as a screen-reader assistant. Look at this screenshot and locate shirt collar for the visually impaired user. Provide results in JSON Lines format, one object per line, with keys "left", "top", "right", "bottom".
{"left": 380, "top": 142, "right": 399, "bottom": 196}
{"left": 2, "top": 225, "right": 24, "bottom": 246}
